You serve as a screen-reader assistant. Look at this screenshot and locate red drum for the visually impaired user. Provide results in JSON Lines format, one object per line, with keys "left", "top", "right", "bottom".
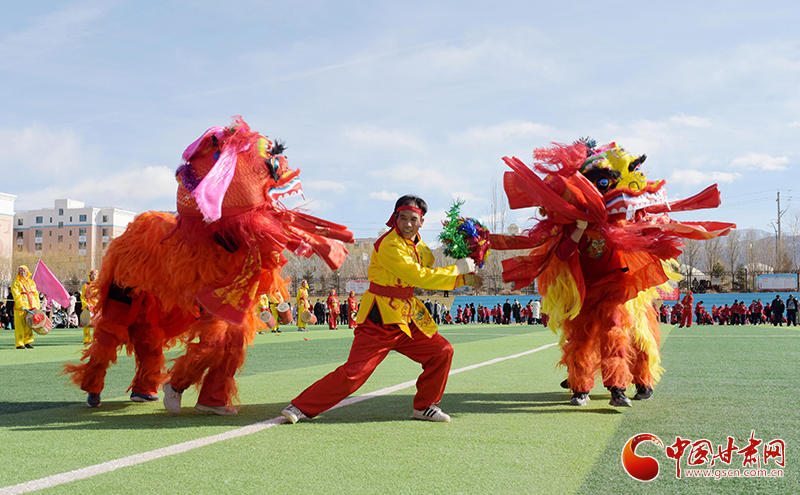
{"left": 277, "top": 302, "right": 292, "bottom": 324}
{"left": 259, "top": 310, "right": 276, "bottom": 329}
{"left": 310, "top": 314, "right": 318, "bottom": 324}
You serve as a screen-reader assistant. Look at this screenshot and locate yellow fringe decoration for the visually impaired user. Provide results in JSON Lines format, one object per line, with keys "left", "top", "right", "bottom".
{"left": 539, "top": 258, "right": 582, "bottom": 346}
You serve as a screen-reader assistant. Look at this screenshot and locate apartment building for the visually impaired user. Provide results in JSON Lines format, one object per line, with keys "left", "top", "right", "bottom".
{"left": 13, "top": 199, "right": 136, "bottom": 271}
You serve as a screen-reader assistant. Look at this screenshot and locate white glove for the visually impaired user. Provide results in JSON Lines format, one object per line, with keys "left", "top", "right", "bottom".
{"left": 464, "top": 274, "right": 484, "bottom": 291}
{"left": 455, "top": 258, "right": 476, "bottom": 274}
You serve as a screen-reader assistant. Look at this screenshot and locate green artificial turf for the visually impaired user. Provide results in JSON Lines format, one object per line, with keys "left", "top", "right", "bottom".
{"left": 1, "top": 323, "right": 798, "bottom": 494}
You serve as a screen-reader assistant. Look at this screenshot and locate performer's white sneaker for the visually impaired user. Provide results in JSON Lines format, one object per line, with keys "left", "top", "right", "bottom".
{"left": 412, "top": 405, "right": 451, "bottom": 422}
{"left": 570, "top": 392, "right": 590, "bottom": 406}
{"left": 163, "top": 382, "right": 182, "bottom": 414}
{"left": 281, "top": 404, "right": 306, "bottom": 424}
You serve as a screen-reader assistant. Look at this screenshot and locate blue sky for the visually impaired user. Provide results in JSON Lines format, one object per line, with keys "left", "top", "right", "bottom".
{"left": 2, "top": 1, "right": 798, "bottom": 242}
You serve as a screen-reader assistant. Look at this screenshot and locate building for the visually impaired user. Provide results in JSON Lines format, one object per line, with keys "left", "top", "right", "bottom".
{"left": 13, "top": 199, "right": 136, "bottom": 272}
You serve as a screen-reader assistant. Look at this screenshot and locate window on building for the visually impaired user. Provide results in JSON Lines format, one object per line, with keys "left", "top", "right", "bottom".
{"left": 102, "top": 215, "right": 109, "bottom": 223}
{"left": 59, "top": 209, "right": 64, "bottom": 215}
{"left": 35, "top": 243, "right": 42, "bottom": 251}
{"left": 58, "top": 222, "right": 63, "bottom": 228}
{"left": 102, "top": 228, "right": 109, "bottom": 236}
{"left": 69, "top": 230, "right": 72, "bottom": 235}
{"left": 103, "top": 242, "right": 109, "bottom": 250}
{"left": 49, "top": 217, "right": 53, "bottom": 223}
{"left": 79, "top": 214, "right": 87, "bottom": 222}
{"left": 35, "top": 229, "right": 42, "bottom": 237}
{"left": 16, "top": 232, "right": 23, "bottom": 239}
{"left": 79, "top": 241, "right": 87, "bottom": 250}
{"left": 49, "top": 231, "right": 52, "bottom": 236}
{"left": 35, "top": 216, "right": 42, "bottom": 224}
{"left": 70, "top": 216, "right": 73, "bottom": 222}
{"left": 58, "top": 235, "right": 63, "bottom": 242}
{"left": 17, "top": 218, "right": 22, "bottom": 226}
{"left": 79, "top": 227, "right": 87, "bottom": 236}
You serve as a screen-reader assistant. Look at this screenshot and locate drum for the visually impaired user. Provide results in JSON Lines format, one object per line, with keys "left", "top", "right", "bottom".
{"left": 27, "top": 309, "right": 51, "bottom": 335}
{"left": 277, "top": 302, "right": 292, "bottom": 324}
{"left": 300, "top": 311, "right": 313, "bottom": 323}
{"left": 310, "top": 314, "right": 317, "bottom": 324}
{"left": 80, "top": 310, "right": 91, "bottom": 327}
{"left": 259, "top": 310, "right": 276, "bottom": 329}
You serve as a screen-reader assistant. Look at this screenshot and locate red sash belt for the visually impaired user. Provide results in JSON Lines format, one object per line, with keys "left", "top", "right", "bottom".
{"left": 369, "top": 283, "right": 414, "bottom": 300}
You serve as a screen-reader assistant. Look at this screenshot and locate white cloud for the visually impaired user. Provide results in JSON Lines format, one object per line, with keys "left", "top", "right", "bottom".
{"left": 304, "top": 180, "right": 347, "bottom": 193}
{"left": 0, "top": 123, "right": 103, "bottom": 180}
{"left": 449, "top": 121, "right": 554, "bottom": 148}
{"left": 789, "top": 121, "right": 800, "bottom": 128}
{"left": 669, "top": 170, "right": 741, "bottom": 186}
{"left": 669, "top": 114, "right": 712, "bottom": 128}
{"left": 730, "top": 153, "right": 788, "bottom": 171}
{"left": 0, "top": 1, "right": 120, "bottom": 65}
{"left": 342, "top": 126, "right": 428, "bottom": 154}
{"left": 16, "top": 166, "right": 176, "bottom": 211}
{"left": 368, "top": 190, "right": 398, "bottom": 201}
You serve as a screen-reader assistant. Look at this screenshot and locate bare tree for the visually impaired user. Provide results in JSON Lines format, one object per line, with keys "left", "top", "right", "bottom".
{"left": 679, "top": 238, "right": 702, "bottom": 284}
{"left": 702, "top": 236, "right": 722, "bottom": 276}
{"left": 789, "top": 211, "right": 800, "bottom": 271}
{"left": 724, "top": 229, "right": 740, "bottom": 272}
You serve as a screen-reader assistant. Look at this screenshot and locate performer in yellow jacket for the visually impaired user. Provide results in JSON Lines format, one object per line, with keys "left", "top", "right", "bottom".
{"left": 80, "top": 270, "right": 99, "bottom": 344}
{"left": 296, "top": 280, "right": 310, "bottom": 331}
{"left": 11, "top": 265, "right": 39, "bottom": 349}
{"left": 282, "top": 194, "right": 483, "bottom": 423}
{"left": 268, "top": 292, "right": 284, "bottom": 333}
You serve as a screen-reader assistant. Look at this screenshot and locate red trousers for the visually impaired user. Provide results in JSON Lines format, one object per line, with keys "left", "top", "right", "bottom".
{"left": 681, "top": 306, "right": 693, "bottom": 327}
{"left": 292, "top": 319, "right": 453, "bottom": 417}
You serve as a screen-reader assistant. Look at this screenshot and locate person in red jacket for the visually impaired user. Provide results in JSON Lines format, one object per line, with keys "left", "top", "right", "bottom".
{"left": 679, "top": 291, "right": 693, "bottom": 328}
{"left": 346, "top": 291, "right": 359, "bottom": 329}
{"left": 327, "top": 290, "right": 340, "bottom": 330}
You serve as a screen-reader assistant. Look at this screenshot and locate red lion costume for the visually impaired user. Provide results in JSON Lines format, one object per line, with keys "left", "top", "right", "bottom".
{"left": 64, "top": 117, "right": 353, "bottom": 414}
{"left": 491, "top": 140, "right": 734, "bottom": 407}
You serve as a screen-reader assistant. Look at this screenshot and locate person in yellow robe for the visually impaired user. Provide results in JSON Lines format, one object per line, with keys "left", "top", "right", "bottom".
{"left": 11, "top": 265, "right": 40, "bottom": 349}
{"left": 296, "top": 280, "right": 311, "bottom": 331}
{"left": 282, "top": 194, "right": 482, "bottom": 424}
{"left": 80, "top": 270, "right": 99, "bottom": 344}
{"left": 268, "top": 292, "right": 284, "bottom": 333}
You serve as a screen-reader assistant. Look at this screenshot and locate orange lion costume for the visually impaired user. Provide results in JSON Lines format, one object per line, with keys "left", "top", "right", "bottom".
{"left": 64, "top": 117, "right": 353, "bottom": 414}
{"left": 491, "top": 139, "right": 734, "bottom": 407}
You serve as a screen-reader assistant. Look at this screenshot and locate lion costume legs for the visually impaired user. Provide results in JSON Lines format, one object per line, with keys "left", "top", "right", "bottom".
{"left": 168, "top": 315, "right": 248, "bottom": 408}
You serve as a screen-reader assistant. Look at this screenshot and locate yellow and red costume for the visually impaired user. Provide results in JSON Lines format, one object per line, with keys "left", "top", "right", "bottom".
{"left": 347, "top": 291, "right": 358, "bottom": 329}
{"left": 492, "top": 140, "right": 735, "bottom": 402}
{"left": 296, "top": 281, "right": 310, "bottom": 330}
{"left": 291, "top": 214, "right": 473, "bottom": 418}
{"left": 64, "top": 117, "right": 353, "bottom": 410}
{"left": 80, "top": 270, "right": 99, "bottom": 344}
{"left": 268, "top": 292, "right": 284, "bottom": 332}
{"left": 11, "top": 266, "right": 39, "bottom": 348}
{"left": 327, "top": 290, "right": 340, "bottom": 330}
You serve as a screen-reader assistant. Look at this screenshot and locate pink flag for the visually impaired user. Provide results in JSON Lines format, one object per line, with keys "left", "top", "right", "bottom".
{"left": 32, "top": 260, "right": 70, "bottom": 308}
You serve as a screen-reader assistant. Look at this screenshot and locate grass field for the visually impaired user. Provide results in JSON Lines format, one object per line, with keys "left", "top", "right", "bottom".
{"left": 1, "top": 321, "right": 798, "bottom": 494}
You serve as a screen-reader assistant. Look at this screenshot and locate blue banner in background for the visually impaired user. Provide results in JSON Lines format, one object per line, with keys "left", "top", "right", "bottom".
{"left": 446, "top": 292, "right": 799, "bottom": 316}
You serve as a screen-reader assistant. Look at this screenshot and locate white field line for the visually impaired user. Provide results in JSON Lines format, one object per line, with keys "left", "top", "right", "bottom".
{"left": 666, "top": 335, "right": 800, "bottom": 338}
{"left": 0, "top": 343, "right": 557, "bottom": 495}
